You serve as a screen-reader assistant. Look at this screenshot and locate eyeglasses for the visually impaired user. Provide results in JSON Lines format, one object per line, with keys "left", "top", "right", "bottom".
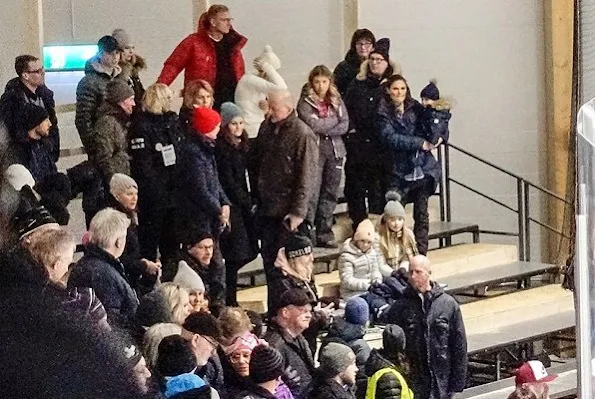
{"left": 26, "top": 68, "right": 44, "bottom": 74}
{"left": 369, "top": 57, "right": 386, "bottom": 63}
{"left": 201, "top": 334, "right": 219, "bottom": 349}
{"left": 356, "top": 41, "right": 373, "bottom": 48}
{"left": 197, "top": 244, "right": 214, "bottom": 251}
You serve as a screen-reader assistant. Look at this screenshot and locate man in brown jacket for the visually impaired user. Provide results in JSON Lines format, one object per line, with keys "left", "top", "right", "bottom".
{"left": 249, "top": 89, "right": 318, "bottom": 286}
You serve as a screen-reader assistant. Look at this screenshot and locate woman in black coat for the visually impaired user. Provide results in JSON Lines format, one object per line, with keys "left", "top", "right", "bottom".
{"left": 215, "top": 102, "right": 259, "bottom": 306}
{"left": 129, "top": 83, "right": 185, "bottom": 262}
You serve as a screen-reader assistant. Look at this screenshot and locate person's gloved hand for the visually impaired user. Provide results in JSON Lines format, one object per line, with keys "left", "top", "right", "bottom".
{"left": 283, "top": 365, "right": 302, "bottom": 388}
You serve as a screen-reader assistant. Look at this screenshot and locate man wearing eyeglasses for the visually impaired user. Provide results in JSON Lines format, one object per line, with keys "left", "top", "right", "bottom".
{"left": 157, "top": 4, "right": 247, "bottom": 110}
{"left": 333, "top": 29, "right": 376, "bottom": 96}
{"left": 0, "top": 54, "right": 60, "bottom": 162}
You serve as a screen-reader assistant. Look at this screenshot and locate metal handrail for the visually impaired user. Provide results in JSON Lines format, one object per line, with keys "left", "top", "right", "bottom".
{"left": 440, "top": 143, "right": 572, "bottom": 262}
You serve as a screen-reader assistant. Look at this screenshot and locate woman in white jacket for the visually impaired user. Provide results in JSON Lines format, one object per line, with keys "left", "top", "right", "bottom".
{"left": 338, "top": 219, "right": 393, "bottom": 299}
{"left": 234, "top": 45, "right": 287, "bottom": 138}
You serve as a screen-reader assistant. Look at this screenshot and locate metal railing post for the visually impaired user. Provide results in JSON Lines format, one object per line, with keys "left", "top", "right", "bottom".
{"left": 445, "top": 144, "right": 452, "bottom": 222}
{"left": 517, "top": 179, "right": 526, "bottom": 261}
{"left": 523, "top": 180, "right": 531, "bottom": 261}
{"left": 438, "top": 146, "right": 445, "bottom": 222}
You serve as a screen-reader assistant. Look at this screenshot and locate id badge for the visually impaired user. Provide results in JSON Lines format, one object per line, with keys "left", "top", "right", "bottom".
{"left": 161, "top": 144, "right": 176, "bottom": 166}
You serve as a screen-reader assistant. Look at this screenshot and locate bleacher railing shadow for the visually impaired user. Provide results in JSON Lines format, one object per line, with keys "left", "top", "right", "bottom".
{"left": 437, "top": 143, "right": 572, "bottom": 262}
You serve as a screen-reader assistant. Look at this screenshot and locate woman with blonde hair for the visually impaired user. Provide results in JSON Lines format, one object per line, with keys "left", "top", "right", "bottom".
{"left": 130, "top": 83, "right": 185, "bottom": 263}
{"left": 180, "top": 79, "right": 215, "bottom": 133}
{"left": 297, "top": 65, "right": 349, "bottom": 248}
{"left": 156, "top": 282, "right": 194, "bottom": 325}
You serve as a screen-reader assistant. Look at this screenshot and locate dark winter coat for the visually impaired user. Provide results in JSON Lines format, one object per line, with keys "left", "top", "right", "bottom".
{"left": 264, "top": 321, "right": 316, "bottom": 399}
{"left": 91, "top": 101, "right": 131, "bottom": 183}
{"left": 157, "top": 12, "right": 247, "bottom": 88}
{"left": 334, "top": 50, "right": 364, "bottom": 96}
{"left": 383, "top": 283, "right": 468, "bottom": 399}
{"left": 175, "top": 133, "right": 230, "bottom": 237}
{"left": 75, "top": 57, "right": 122, "bottom": 152}
{"left": 249, "top": 111, "right": 318, "bottom": 219}
{"left": 0, "top": 78, "right": 60, "bottom": 161}
{"left": 215, "top": 135, "right": 258, "bottom": 263}
{"left": 7, "top": 137, "right": 57, "bottom": 185}
{"left": 296, "top": 95, "right": 349, "bottom": 159}
{"left": 419, "top": 102, "right": 451, "bottom": 145}
{"left": 119, "top": 55, "right": 146, "bottom": 107}
{"left": 161, "top": 249, "right": 226, "bottom": 313}
{"left": 235, "top": 383, "right": 277, "bottom": 399}
{"left": 309, "top": 371, "right": 355, "bottom": 399}
{"left": 376, "top": 96, "right": 441, "bottom": 189}
{"left": 267, "top": 269, "right": 328, "bottom": 354}
{"left": 130, "top": 110, "right": 185, "bottom": 210}
{"left": 364, "top": 349, "right": 408, "bottom": 399}
{"left": 68, "top": 244, "right": 139, "bottom": 328}
{"left": 343, "top": 65, "right": 392, "bottom": 165}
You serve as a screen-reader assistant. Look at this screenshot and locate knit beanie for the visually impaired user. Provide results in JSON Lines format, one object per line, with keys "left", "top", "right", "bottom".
{"left": 249, "top": 344, "right": 285, "bottom": 384}
{"left": 383, "top": 191, "right": 405, "bottom": 219}
{"left": 223, "top": 331, "right": 261, "bottom": 356}
{"left": 420, "top": 79, "right": 440, "bottom": 101}
{"left": 109, "top": 173, "right": 137, "bottom": 197}
{"left": 370, "top": 38, "right": 390, "bottom": 62}
{"left": 111, "top": 28, "right": 132, "bottom": 49}
{"left": 5, "top": 164, "right": 35, "bottom": 191}
{"left": 136, "top": 290, "right": 173, "bottom": 327}
{"left": 353, "top": 219, "right": 375, "bottom": 242}
{"left": 319, "top": 343, "right": 356, "bottom": 376}
{"left": 220, "top": 102, "right": 244, "bottom": 127}
{"left": 256, "top": 45, "right": 281, "bottom": 70}
{"left": 284, "top": 233, "right": 313, "bottom": 260}
{"left": 156, "top": 335, "right": 197, "bottom": 377}
{"left": 12, "top": 186, "right": 58, "bottom": 240}
{"left": 20, "top": 103, "right": 49, "bottom": 132}
{"left": 182, "top": 311, "right": 222, "bottom": 340}
{"left": 192, "top": 107, "right": 221, "bottom": 136}
{"left": 383, "top": 324, "right": 406, "bottom": 353}
{"left": 106, "top": 79, "right": 135, "bottom": 104}
{"left": 173, "top": 260, "right": 206, "bottom": 293}
{"left": 97, "top": 35, "right": 119, "bottom": 54}
{"left": 122, "top": 342, "right": 143, "bottom": 368}
{"left": 345, "top": 296, "right": 370, "bottom": 326}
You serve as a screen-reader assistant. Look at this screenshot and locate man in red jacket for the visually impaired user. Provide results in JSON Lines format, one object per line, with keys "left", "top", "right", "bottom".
{"left": 157, "top": 4, "right": 247, "bottom": 110}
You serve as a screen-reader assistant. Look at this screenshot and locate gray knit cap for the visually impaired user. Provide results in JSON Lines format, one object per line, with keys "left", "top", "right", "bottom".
{"left": 220, "top": 102, "right": 244, "bottom": 127}
{"left": 383, "top": 191, "right": 405, "bottom": 219}
{"left": 106, "top": 79, "right": 135, "bottom": 104}
{"left": 112, "top": 29, "right": 132, "bottom": 49}
{"left": 319, "top": 342, "right": 356, "bottom": 376}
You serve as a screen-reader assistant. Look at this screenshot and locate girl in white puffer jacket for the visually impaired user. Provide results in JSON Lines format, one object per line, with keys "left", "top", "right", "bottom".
{"left": 338, "top": 219, "right": 393, "bottom": 299}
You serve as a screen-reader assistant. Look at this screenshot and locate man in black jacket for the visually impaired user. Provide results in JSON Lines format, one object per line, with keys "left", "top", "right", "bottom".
{"left": 383, "top": 255, "right": 468, "bottom": 399}
{"left": 0, "top": 54, "right": 60, "bottom": 162}
{"left": 310, "top": 342, "right": 358, "bottom": 399}
{"left": 333, "top": 29, "right": 376, "bottom": 96}
{"left": 264, "top": 288, "right": 316, "bottom": 399}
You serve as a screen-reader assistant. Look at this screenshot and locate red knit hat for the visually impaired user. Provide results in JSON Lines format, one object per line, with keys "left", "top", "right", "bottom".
{"left": 192, "top": 107, "right": 221, "bottom": 135}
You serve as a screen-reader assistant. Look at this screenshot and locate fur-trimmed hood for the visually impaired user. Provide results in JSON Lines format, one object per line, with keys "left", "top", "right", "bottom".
{"left": 429, "top": 97, "right": 454, "bottom": 111}
{"left": 84, "top": 56, "right": 122, "bottom": 78}
{"left": 119, "top": 54, "right": 146, "bottom": 80}
{"left": 356, "top": 59, "right": 402, "bottom": 82}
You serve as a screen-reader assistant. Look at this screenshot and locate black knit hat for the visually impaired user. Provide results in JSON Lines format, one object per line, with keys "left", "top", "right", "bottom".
{"left": 383, "top": 324, "right": 406, "bottom": 353}
{"left": 351, "top": 28, "right": 376, "bottom": 49}
{"left": 136, "top": 291, "right": 172, "bottom": 328}
{"left": 249, "top": 344, "right": 285, "bottom": 384}
{"left": 420, "top": 80, "right": 440, "bottom": 101}
{"left": 270, "top": 288, "right": 312, "bottom": 316}
{"left": 156, "top": 335, "right": 197, "bottom": 377}
{"left": 284, "top": 233, "right": 312, "bottom": 260}
{"left": 97, "top": 35, "right": 120, "bottom": 54}
{"left": 182, "top": 311, "right": 222, "bottom": 340}
{"left": 183, "top": 228, "right": 215, "bottom": 247}
{"left": 370, "top": 38, "right": 390, "bottom": 62}
{"left": 12, "top": 186, "right": 57, "bottom": 240}
{"left": 20, "top": 103, "right": 49, "bottom": 132}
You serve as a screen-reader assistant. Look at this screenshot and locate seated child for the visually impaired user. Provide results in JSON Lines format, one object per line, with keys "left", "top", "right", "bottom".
{"left": 338, "top": 219, "right": 390, "bottom": 300}
{"left": 376, "top": 192, "right": 418, "bottom": 272}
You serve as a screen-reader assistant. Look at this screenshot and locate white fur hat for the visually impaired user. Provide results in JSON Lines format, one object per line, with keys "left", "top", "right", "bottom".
{"left": 5, "top": 164, "right": 35, "bottom": 191}
{"left": 256, "top": 45, "right": 281, "bottom": 70}
{"left": 173, "top": 260, "right": 205, "bottom": 293}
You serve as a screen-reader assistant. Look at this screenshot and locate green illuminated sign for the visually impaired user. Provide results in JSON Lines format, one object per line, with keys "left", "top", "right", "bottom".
{"left": 43, "top": 44, "right": 98, "bottom": 71}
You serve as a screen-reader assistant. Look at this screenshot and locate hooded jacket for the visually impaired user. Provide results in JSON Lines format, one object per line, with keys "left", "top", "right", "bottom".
{"left": 309, "top": 371, "right": 356, "bottom": 399}
{"left": 334, "top": 49, "right": 364, "bottom": 97}
{"left": 383, "top": 283, "right": 468, "bottom": 399}
{"left": 119, "top": 55, "right": 146, "bottom": 106}
{"left": 75, "top": 56, "right": 122, "bottom": 152}
{"left": 0, "top": 78, "right": 60, "bottom": 162}
{"left": 419, "top": 98, "right": 452, "bottom": 145}
{"left": 91, "top": 101, "right": 131, "bottom": 183}
{"left": 364, "top": 349, "right": 407, "bottom": 399}
{"left": 157, "top": 12, "right": 247, "bottom": 88}
{"left": 338, "top": 238, "right": 385, "bottom": 299}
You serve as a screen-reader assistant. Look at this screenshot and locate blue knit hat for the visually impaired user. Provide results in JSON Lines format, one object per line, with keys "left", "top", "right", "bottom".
{"left": 220, "top": 102, "right": 244, "bottom": 127}
{"left": 345, "top": 296, "right": 369, "bottom": 326}
{"left": 420, "top": 80, "right": 440, "bottom": 101}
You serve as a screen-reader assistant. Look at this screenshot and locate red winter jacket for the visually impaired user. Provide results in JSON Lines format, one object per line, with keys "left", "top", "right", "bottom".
{"left": 157, "top": 12, "right": 247, "bottom": 88}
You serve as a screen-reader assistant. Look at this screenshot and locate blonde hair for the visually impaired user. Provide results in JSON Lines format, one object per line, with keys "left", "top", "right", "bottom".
{"left": 183, "top": 79, "right": 214, "bottom": 108}
{"left": 88, "top": 208, "right": 131, "bottom": 249}
{"left": 306, "top": 64, "right": 341, "bottom": 109}
{"left": 507, "top": 386, "right": 538, "bottom": 399}
{"left": 28, "top": 228, "right": 75, "bottom": 270}
{"left": 142, "top": 83, "right": 173, "bottom": 115}
{"left": 218, "top": 307, "right": 252, "bottom": 344}
{"left": 157, "top": 283, "right": 191, "bottom": 325}
{"left": 142, "top": 323, "right": 182, "bottom": 369}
